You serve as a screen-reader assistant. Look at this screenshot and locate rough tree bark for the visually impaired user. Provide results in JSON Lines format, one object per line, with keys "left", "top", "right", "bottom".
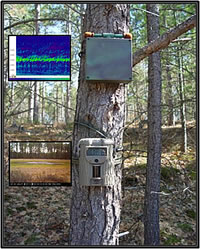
{"left": 69, "top": 4, "right": 129, "bottom": 245}
{"left": 144, "top": 4, "right": 162, "bottom": 245}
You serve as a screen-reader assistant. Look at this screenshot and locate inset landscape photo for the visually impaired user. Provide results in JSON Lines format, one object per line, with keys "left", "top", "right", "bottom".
{"left": 9, "top": 141, "right": 71, "bottom": 186}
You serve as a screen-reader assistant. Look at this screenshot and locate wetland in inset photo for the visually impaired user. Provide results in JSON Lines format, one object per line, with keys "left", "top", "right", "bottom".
{"left": 9, "top": 141, "right": 71, "bottom": 185}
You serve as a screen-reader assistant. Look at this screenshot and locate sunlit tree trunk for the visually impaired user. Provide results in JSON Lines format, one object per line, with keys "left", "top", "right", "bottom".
{"left": 173, "top": 11, "right": 187, "bottom": 152}
{"left": 166, "top": 50, "right": 174, "bottom": 126}
{"left": 65, "top": 82, "right": 71, "bottom": 123}
{"left": 177, "top": 42, "right": 187, "bottom": 152}
{"left": 56, "top": 84, "right": 59, "bottom": 122}
{"left": 27, "top": 82, "right": 32, "bottom": 123}
{"left": 41, "top": 82, "right": 45, "bottom": 124}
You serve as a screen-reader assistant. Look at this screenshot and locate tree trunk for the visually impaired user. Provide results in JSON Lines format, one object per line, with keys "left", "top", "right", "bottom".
{"left": 33, "top": 82, "right": 39, "bottom": 124}
{"left": 173, "top": 11, "right": 187, "bottom": 152}
{"left": 166, "top": 52, "right": 174, "bottom": 126}
{"left": 177, "top": 42, "right": 187, "bottom": 152}
{"left": 53, "top": 89, "right": 56, "bottom": 122}
{"left": 163, "top": 14, "right": 174, "bottom": 126}
{"left": 65, "top": 82, "right": 71, "bottom": 123}
{"left": 69, "top": 4, "right": 129, "bottom": 245}
{"left": 10, "top": 81, "right": 15, "bottom": 124}
{"left": 35, "top": 3, "right": 40, "bottom": 34}
{"left": 144, "top": 4, "right": 161, "bottom": 245}
{"left": 41, "top": 82, "right": 45, "bottom": 124}
{"left": 56, "top": 84, "right": 59, "bottom": 122}
{"left": 28, "top": 82, "right": 32, "bottom": 123}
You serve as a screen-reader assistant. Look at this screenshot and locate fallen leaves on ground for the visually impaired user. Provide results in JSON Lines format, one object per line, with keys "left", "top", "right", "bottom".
{"left": 3, "top": 126, "right": 197, "bottom": 246}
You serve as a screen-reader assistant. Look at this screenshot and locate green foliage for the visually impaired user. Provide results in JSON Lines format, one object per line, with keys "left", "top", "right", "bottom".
{"left": 24, "top": 234, "right": 39, "bottom": 245}
{"left": 16, "top": 206, "right": 26, "bottom": 212}
{"left": 177, "top": 223, "right": 193, "bottom": 232}
{"left": 130, "top": 4, "right": 147, "bottom": 49}
{"left": 4, "top": 194, "right": 12, "bottom": 201}
{"left": 185, "top": 209, "right": 196, "bottom": 219}
{"left": 161, "top": 166, "right": 180, "bottom": 181}
{"left": 163, "top": 234, "right": 181, "bottom": 245}
{"left": 7, "top": 207, "right": 15, "bottom": 216}
{"left": 26, "top": 202, "right": 37, "bottom": 209}
{"left": 188, "top": 171, "right": 196, "bottom": 180}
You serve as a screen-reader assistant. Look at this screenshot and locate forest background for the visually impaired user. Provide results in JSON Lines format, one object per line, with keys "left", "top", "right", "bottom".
{"left": 2, "top": 2, "right": 197, "bottom": 246}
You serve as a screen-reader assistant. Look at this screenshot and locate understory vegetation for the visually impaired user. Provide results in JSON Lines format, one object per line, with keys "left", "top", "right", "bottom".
{"left": 3, "top": 122, "right": 196, "bottom": 246}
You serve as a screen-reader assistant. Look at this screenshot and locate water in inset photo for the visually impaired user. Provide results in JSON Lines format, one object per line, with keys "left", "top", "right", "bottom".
{"left": 9, "top": 141, "right": 71, "bottom": 185}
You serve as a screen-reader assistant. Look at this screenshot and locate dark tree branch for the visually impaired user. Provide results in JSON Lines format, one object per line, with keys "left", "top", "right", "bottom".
{"left": 132, "top": 15, "right": 196, "bottom": 67}
{"left": 5, "top": 82, "right": 36, "bottom": 117}
{"left": 36, "top": 93, "right": 75, "bottom": 112}
{"left": 65, "top": 4, "right": 84, "bottom": 16}
{"left": 4, "top": 17, "right": 78, "bottom": 30}
{"left": 5, "top": 84, "right": 75, "bottom": 119}
{"left": 6, "top": 108, "right": 34, "bottom": 117}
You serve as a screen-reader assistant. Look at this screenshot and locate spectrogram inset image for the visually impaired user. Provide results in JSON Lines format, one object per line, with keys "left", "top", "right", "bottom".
{"left": 9, "top": 35, "right": 71, "bottom": 81}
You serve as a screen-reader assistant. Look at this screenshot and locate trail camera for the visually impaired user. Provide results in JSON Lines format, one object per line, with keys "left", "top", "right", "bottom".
{"left": 85, "top": 33, "right": 132, "bottom": 83}
{"left": 78, "top": 138, "right": 115, "bottom": 186}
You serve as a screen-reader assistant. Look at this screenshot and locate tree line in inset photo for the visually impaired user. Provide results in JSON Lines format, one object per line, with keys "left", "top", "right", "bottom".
{"left": 10, "top": 142, "right": 71, "bottom": 159}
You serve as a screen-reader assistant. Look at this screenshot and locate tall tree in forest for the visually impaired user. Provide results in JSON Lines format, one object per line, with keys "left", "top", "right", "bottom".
{"left": 177, "top": 40, "right": 187, "bottom": 152}
{"left": 69, "top": 4, "right": 129, "bottom": 245}
{"left": 27, "top": 81, "right": 32, "bottom": 123}
{"left": 165, "top": 50, "right": 174, "bottom": 126}
{"left": 163, "top": 13, "right": 174, "bottom": 126}
{"left": 55, "top": 83, "right": 59, "bottom": 122}
{"left": 69, "top": 3, "right": 196, "bottom": 246}
{"left": 41, "top": 81, "right": 45, "bottom": 124}
{"left": 144, "top": 4, "right": 162, "bottom": 245}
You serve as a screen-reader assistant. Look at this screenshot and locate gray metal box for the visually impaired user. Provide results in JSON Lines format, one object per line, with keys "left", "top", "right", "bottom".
{"left": 85, "top": 38, "right": 132, "bottom": 83}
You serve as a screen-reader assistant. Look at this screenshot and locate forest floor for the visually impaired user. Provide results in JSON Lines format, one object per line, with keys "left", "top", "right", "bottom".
{"left": 3, "top": 122, "right": 197, "bottom": 246}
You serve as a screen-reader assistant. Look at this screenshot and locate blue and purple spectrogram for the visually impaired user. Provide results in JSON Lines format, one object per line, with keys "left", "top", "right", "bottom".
{"left": 8, "top": 35, "right": 71, "bottom": 81}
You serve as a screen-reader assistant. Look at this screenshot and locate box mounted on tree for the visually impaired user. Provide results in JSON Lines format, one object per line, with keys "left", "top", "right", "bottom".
{"left": 85, "top": 32, "right": 132, "bottom": 83}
